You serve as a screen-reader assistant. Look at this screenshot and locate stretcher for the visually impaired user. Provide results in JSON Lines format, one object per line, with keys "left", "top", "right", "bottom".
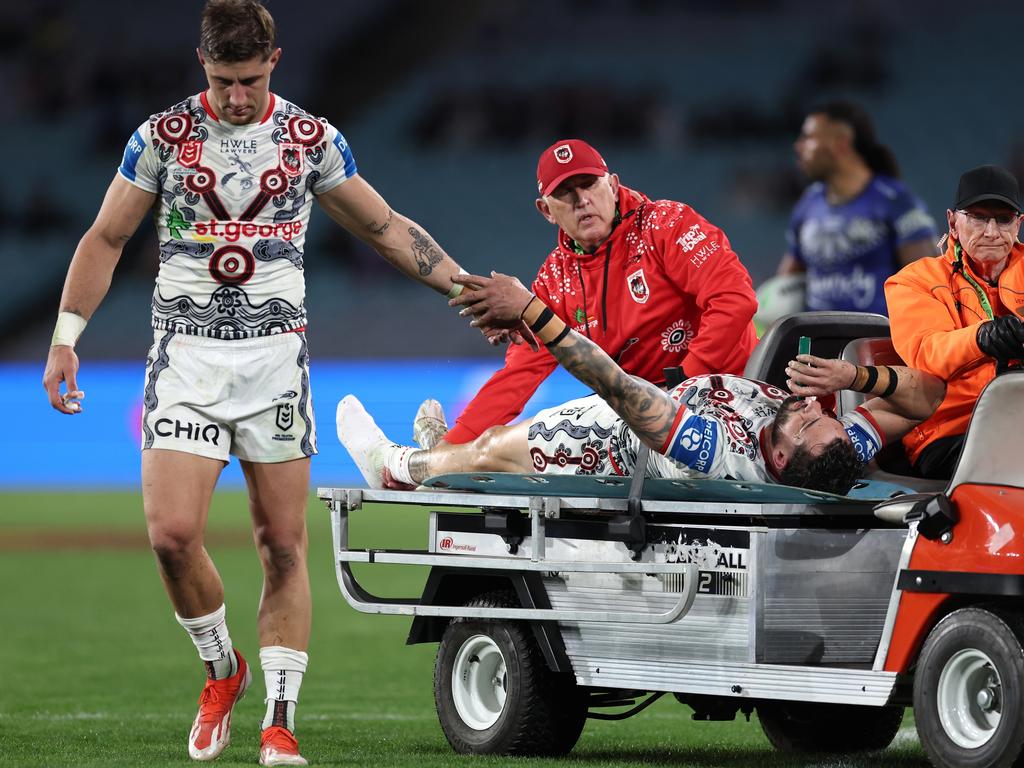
{"left": 320, "top": 314, "right": 1024, "bottom": 767}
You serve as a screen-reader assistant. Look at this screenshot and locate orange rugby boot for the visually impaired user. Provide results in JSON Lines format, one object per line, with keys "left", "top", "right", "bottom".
{"left": 187, "top": 650, "right": 251, "bottom": 761}
{"left": 259, "top": 725, "right": 308, "bottom": 766}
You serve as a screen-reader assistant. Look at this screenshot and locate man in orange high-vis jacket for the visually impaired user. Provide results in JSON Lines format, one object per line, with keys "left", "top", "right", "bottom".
{"left": 885, "top": 165, "right": 1024, "bottom": 479}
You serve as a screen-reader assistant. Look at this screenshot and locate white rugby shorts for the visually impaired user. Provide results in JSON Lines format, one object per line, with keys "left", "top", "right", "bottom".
{"left": 140, "top": 330, "right": 317, "bottom": 462}
{"left": 527, "top": 394, "right": 639, "bottom": 476}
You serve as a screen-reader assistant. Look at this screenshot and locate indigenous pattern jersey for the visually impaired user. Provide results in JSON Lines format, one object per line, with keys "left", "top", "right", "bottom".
{"left": 788, "top": 176, "right": 935, "bottom": 315}
{"left": 526, "top": 375, "right": 883, "bottom": 483}
{"left": 118, "top": 93, "right": 356, "bottom": 339}
{"left": 658, "top": 375, "right": 883, "bottom": 482}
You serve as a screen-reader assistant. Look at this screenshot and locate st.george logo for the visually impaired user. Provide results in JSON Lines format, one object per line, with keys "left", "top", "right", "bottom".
{"left": 554, "top": 144, "right": 573, "bottom": 164}
{"left": 627, "top": 268, "right": 650, "bottom": 304}
{"left": 279, "top": 143, "right": 304, "bottom": 177}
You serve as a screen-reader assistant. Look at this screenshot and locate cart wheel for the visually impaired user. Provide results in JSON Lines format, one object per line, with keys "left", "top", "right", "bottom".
{"left": 758, "top": 700, "right": 903, "bottom": 753}
{"left": 914, "top": 607, "right": 1024, "bottom": 768}
{"left": 433, "top": 590, "right": 586, "bottom": 755}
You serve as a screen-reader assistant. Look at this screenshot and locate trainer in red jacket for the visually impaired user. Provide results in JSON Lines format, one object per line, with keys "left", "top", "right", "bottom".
{"left": 445, "top": 139, "right": 758, "bottom": 444}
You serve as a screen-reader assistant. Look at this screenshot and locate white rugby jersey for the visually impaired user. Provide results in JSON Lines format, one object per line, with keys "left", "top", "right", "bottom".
{"left": 118, "top": 92, "right": 356, "bottom": 339}
{"left": 656, "top": 374, "right": 883, "bottom": 483}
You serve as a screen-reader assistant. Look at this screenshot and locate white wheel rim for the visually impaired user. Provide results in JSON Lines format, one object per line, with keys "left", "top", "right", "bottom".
{"left": 937, "top": 647, "right": 1002, "bottom": 749}
{"left": 451, "top": 634, "right": 507, "bottom": 730}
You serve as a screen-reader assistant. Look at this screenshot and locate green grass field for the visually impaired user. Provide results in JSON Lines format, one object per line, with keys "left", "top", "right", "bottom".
{"left": 0, "top": 491, "right": 932, "bottom": 767}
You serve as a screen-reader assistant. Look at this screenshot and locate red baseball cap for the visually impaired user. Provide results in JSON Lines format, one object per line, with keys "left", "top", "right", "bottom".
{"left": 536, "top": 139, "right": 608, "bottom": 196}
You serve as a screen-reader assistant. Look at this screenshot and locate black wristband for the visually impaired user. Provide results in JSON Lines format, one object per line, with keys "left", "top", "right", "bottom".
{"left": 545, "top": 325, "right": 571, "bottom": 348}
{"left": 880, "top": 366, "right": 898, "bottom": 398}
{"left": 861, "top": 366, "right": 879, "bottom": 393}
{"left": 528, "top": 306, "right": 555, "bottom": 334}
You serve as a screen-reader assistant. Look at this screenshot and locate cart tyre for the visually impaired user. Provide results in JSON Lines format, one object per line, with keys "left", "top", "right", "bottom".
{"left": 758, "top": 700, "right": 903, "bottom": 753}
{"left": 433, "top": 590, "right": 586, "bottom": 756}
{"left": 914, "top": 607, "right": 1024, "bottom": 768}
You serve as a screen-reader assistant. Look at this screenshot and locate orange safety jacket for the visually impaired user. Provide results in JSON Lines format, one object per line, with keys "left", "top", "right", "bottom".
{"left": 884, "top": 241, "right": 1024, "bottom": 464}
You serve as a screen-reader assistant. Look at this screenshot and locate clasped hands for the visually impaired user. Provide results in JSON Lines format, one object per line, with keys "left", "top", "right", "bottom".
{"left": 448, "top": 271, "right": 540, "bottom": 351}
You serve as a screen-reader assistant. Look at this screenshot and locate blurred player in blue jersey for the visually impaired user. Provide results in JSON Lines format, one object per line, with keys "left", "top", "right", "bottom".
{"left": 777, "top": 101, "right": 938, "bottom": 315}
{"left": 40, "top": 1, "right": 484, "bottom": 764}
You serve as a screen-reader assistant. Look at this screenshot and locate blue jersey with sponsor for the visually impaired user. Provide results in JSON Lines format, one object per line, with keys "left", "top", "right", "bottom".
{"left": 787, "top": 176, "right": 935, "bottom": 315}
{"left": 657, "top": 374, "right": 882, "bottom": 484}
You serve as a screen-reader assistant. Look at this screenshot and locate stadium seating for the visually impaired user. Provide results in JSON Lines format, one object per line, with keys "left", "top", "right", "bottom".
{"left": 3, "top": 1, "right": 1024, "bottom": 359}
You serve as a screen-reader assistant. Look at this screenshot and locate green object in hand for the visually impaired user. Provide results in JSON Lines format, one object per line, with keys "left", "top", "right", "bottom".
{"left": 798, "top": 336, "right": 811, "bottom": 356}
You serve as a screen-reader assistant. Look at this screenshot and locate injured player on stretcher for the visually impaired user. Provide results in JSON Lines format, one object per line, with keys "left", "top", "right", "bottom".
{"left": 338, "top": 273, "right": 944, "bottom": 496}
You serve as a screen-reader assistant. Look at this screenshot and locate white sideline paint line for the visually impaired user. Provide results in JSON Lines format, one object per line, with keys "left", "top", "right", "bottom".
{"left": 303, "top": 713, "right": 433, "bottom": 721}
{"left": 1, "top": 711, "right": 433, "bottom": 722}
{"left": 0, "top": 713, "right": 925, "bottom": 750}
{"left": 892, "top": 725, "right": 919, "bottom": 747}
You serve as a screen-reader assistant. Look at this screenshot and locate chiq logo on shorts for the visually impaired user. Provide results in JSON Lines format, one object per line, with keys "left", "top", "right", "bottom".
{"left": 155, "top": 418, "right": 220, "bottom": 446}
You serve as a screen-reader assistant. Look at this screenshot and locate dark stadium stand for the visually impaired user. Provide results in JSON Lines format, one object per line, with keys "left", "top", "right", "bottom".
{"left": 2, "top": 0, "right": 1023, "bottom": 359}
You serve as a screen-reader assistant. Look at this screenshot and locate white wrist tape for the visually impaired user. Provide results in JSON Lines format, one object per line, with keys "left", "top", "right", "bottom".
{"left": 446, "top": 268, "right": 469, "bottom": 299}
{"left": 51, "top": 311, "right": 87, "bottom": 348}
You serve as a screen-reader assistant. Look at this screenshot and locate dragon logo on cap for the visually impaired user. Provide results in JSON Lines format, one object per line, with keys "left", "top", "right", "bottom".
{"left": 554, "top": 144, "right": 573, "bottom": 164}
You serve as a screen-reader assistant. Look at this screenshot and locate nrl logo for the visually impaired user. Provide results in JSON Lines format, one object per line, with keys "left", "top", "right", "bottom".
{"left": 627, "top": 268, "right": 650, "bottom": 304}
{"left": 177, "top": 140, "right": 203, "bottom": 168}
{"left": 554, "top": 144, "right": 573, "bottom": 164}
{"left": 276, "top": 403, "right": 294, "bottom": 431}
{"left": 279, "top": 143, "right": 304, "bottom": 177}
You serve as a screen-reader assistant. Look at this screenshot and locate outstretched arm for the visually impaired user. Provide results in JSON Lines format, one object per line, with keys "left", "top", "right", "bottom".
{"left": 319, "top": 179, "right": 536, "bottom": 348}
{"left": 317, "top": 175, "right": 463, "bottom": 294}
{"left": 458, "top": 271, "right": 681, "bottom": 450}
{"left": 537, "top": 311, "right": 680, "bottom": 449}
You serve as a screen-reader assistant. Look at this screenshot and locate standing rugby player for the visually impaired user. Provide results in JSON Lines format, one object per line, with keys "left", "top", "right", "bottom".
{"left": 777, "top": 101, "right": 937, "bottom": 314}
{"left": 41, "top": 2, "right": 476, "bottom": 764}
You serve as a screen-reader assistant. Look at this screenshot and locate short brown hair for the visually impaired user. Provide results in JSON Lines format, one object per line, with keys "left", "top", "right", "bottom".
{"left": 200, "top": 0, "right": 276, "bottom": 63}
{"left": 780, "top": 438, "right": 863, "bottom": 495}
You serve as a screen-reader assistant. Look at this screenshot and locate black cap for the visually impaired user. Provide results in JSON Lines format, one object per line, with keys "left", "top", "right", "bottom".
{"left": 955, "top": 165, "right": 1023, "bottom": 213}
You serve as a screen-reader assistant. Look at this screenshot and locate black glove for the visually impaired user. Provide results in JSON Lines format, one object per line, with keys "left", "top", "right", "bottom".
{"left": 976, "top": 315, "right": 1024, "bottom": 361}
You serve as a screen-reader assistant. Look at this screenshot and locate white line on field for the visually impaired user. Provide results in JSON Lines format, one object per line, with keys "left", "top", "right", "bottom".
{"left": 892, "top": 725, "right": 919, "bottom": 747}
{"left": 0, "top": 711, "right": 433, "bottom": 722}
{"left": 302, "top": 713, "right": 433, "bottom": 721}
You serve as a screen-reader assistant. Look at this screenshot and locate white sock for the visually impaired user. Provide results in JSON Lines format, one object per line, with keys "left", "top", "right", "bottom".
{"left": 384, "top": 444, "right": 418, "bottom": 485}
{"left": 260, "top": 646, "right": 308, "bottom": 732}
{"left": 176, "top": 604, "right": 237, "bottom": 680}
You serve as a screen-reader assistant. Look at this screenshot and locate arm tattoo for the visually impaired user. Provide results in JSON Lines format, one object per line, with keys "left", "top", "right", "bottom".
{"left": 408, "top": 226, "right": 444, "bottom": 277}
{"left": 549, "top": 333, "right": 678, "bottom": 448}
{"left": 367, "top": 208, "right": 392, "bottom": 236}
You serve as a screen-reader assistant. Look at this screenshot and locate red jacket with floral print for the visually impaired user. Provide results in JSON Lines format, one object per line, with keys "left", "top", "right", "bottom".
{"left": 445, "top": 185, "right": 759, "bottom": 443}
